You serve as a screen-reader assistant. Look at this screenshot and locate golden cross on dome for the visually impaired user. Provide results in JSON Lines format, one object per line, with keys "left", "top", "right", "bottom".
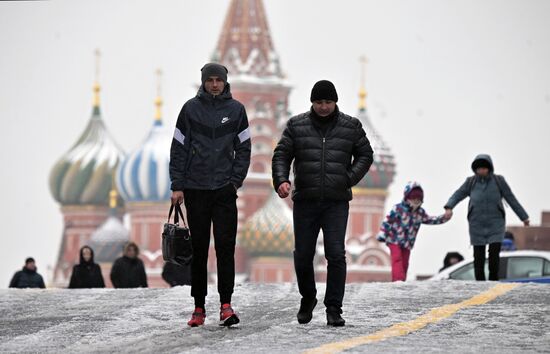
{"left": 154, "top": 68, "right": 163, "bottom": 121}
{"left": 93, "top": 48, "right": 101, "bottom": 107}
{"left": 359, "top": 55, "right": 368, "bottom": 110}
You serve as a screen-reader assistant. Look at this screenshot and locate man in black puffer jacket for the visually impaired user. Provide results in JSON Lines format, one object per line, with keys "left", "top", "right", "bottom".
{"left": 9, "top": 257, "right": 46, "bottom": 289}
{"left": 272, "top": 80, "right": 373, "bottom": 326}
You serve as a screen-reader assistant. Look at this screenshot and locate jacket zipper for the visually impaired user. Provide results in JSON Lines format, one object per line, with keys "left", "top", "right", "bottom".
{"left": 210, "top": 99, "right": 216, "bottom": 190}
{"left": 321, "top": 136, "right": 326, "bottom": 201}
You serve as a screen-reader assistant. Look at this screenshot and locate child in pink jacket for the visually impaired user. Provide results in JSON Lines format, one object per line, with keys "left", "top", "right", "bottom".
{"left": 377, "top": 182, "right": 449, "bottom": 281}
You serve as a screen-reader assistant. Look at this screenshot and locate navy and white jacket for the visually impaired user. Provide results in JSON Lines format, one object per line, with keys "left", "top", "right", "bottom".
{"left": 170, "top": 84, "right": 251, "bottom": 191}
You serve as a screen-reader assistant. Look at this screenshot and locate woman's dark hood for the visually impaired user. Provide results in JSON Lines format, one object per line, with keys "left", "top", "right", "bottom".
{"left": 79, "top": 246, "right": 95, "bottom": 264}
{"left": 471, "top": 154, "right": 494, "bottom": 173}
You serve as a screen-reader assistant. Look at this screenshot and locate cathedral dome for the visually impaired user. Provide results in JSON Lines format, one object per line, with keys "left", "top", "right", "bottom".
{"left": 354, "top": 72, "right": 396, "bottom": 191}
{"left": 117, "top": 75, "right": 172, "bottom": 203}
{"left": 239, "top": 192, "right": 294, "bottom": 257}
{"left": 89, "top": 190, "right": 129, "bottom": 263}
{"left": 356, "top": 107, "right": 396, "bottom": 190}
{"left": 49, "top": 83, "right": 125, "bottom": 206}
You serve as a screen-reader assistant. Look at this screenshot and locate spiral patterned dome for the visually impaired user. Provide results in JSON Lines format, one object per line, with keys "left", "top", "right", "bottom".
{"left": 116, "top": 99, "right": 172, "bottom": 203}
{"left": 239, "top": 192, "right": 294, "bottom": 257}
{"left": 356, "top": 107, "right": 396, "bottom": 190}
{"left": 49, "top": 84, "right": 125, "bottom": 206}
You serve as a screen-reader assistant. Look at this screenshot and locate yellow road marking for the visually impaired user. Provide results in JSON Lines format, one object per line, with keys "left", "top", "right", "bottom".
{"left": 304, "top": 283, "right": 520, "bottom": 354}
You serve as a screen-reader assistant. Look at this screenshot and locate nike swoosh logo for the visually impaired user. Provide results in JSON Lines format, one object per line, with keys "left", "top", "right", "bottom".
{"left": 221, "top": 117, "right": 229, "bottom": 124}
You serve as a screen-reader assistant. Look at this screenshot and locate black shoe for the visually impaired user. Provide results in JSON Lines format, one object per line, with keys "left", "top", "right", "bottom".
{"left": 326, "top": 306, "right": 345, "bottom": 327}
{"left": 297, "top": 297, "right": 317, "bottom": 324}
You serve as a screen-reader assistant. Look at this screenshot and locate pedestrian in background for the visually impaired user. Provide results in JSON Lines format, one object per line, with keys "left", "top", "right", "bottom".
{"left": 439, "top": 252, "right": 465, "bottom": 272}
{"left": 68, "top": 246, "right": 105, "bottom": 289}
{"left": 444, "top": 154, "right": 529, "bottom": 281}
{"left": 377, "top": 182, "right": 449, "bottom": 281}
{"left": 162, "top": 262, "right": 191, "bottom": 287}
{"left": 9, "top": 257, "right": 46, "bottom": 289}
{"left": 110, "top": 242, "right": 148, "bottom": 288}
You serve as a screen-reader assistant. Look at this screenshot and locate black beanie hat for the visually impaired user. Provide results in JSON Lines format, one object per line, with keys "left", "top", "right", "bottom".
{"left": 472, "top": 159, "right": 491, "bottom": 171}
{"left": 25, "top": 257, "right": 35, "bottom": 264}
{"left": 310, "top": 80, "right": 338, "bottom": 102}
{"left": 201, "top": 63, "right": 228, "bottom": 84}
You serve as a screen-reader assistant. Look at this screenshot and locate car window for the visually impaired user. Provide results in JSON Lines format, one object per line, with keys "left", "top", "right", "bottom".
{"left": 450, "top": 262, "right": 488, "bottom": 280}
{"left": 506, "top": 257, "right": 544, "bottom": 279}
{"left": 449, "top": 258, "right": 506, "bottom": 280}
{"left": 544, "top": 260, "right": 550, "bottom": 276}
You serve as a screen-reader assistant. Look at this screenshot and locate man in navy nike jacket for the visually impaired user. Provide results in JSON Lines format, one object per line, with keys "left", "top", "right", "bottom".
{"left": 170, "top": 63, "right": 251, "bottom": 327}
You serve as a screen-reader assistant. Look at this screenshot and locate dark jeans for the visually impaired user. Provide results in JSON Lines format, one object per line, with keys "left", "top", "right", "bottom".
{"left": 293, "top": 200, "right": 349, "bottom": 309}
{"left": 473, "top": 242, "right": 501, "bottom": 281}
{"left": 184, "top": 184, "right": 238, "bottom": 307}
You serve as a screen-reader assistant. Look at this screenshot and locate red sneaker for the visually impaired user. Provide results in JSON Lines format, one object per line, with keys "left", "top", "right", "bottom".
{"left": 219, "top": 303, "right": 240, "bottom": 327}
{"left": 187, "top": 308, "right": 206, "bottom": 327}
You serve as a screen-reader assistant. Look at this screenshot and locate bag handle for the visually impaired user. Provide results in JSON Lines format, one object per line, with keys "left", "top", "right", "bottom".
{"left": 168, "top": 203, "right": 188, "bottom": 228}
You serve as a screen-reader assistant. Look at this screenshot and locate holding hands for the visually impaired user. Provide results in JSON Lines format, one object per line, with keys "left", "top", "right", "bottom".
{"left": 443, "top": 208, "right": 453, "bottom": 221}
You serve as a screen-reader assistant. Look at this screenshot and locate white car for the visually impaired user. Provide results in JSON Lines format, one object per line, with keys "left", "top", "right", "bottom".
{"left": 429, "top": 250, "right": 550, "bottom": 283}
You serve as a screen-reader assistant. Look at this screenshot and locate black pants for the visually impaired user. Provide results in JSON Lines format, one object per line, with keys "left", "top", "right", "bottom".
{"left": 293, "top": 200, "right": 349, "bottom": 309}
{"left": 184, "top": 184, "right": 238, "bottom": 307}
{"left": 473, "top": 242, "right": 501, "bottom": 281}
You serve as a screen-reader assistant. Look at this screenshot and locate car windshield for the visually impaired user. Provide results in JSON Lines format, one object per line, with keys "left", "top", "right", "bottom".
{"left": 449, "top": 256, "right": 550, "bottom": 280}
{"left": 507, "top": 257, "right": 544, "bottom": 279}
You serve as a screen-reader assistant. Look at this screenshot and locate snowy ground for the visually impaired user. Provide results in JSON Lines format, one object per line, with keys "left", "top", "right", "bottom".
{"left": 0, "top": 282, "right": 548, "bottom": 353}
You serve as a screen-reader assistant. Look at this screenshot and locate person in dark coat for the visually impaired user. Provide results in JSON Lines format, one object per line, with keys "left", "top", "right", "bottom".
{"left": 110, "top": 242, "right": 148, "bottom": 288}
{"left": 439, "top": 252, "right": 465, "bottom": 272}
{"left": 170, "top": 63, "right": 250, "bottom": 327}
{"left": 162, "top": 262, "right": 191, "bottom": 287}
{"left": 9, "top": 257, "right": 46, "bottom": 289}
{"left": 444, "top": 154, "right": 529, "bottom": 281}
{"left": 68, "top": 246, "right": 105, "bottom": 289}
{"left": 272, "top": 80, "right": 374, "bottom": 326}
{"left": 501, "top": 231, "right": 517, "bottom": 251}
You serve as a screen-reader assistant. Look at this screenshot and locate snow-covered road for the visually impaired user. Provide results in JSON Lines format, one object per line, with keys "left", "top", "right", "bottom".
{"left": 0, "top": 281, "right": 548, "bottom": 353}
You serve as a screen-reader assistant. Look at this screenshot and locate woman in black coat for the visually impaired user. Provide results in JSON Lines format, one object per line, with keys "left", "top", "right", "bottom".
{"left": 110, "top": 242, "right": 148, "bottom": 288}
{"left": 68, "top": 246, "right": 105, "bottom": 289}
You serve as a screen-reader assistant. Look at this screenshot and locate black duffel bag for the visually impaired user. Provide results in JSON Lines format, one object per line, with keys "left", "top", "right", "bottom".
{"left": 162, "top": 203, "right": 192, "bottom": 266}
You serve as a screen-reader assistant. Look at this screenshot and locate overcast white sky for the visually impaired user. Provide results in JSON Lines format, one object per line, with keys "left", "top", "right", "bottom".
{"left": 1, "top": 0, "right": 549, "bottom": 287}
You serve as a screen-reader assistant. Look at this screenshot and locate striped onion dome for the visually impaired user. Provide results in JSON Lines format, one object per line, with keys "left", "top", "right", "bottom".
{"left": 116, "top": 95, "right": 172, "bottom": 202}
{"left": 239, "top": 192, "right": 294, "bottom": 257}
{"left": 49, "top": 83, "right": 125, "bottom": 206}
{"left": 89, "top": 190, "right": 129, "bottom": 263}
{"left": 356, "top": 106, "right": 396, "bottom": 190}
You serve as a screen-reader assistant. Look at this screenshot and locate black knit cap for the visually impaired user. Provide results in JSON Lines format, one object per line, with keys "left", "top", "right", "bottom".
{"left": 310, "top": 80, "right": 338, "bottom": 102}
{"left": 472, "top": 159, "right": 492, "bottom": 171}
{"left": 201, "top": 63, "right": 228, "bottom": 84}
{"left": 25, "top": 257, "right": 35, "bottom": 264}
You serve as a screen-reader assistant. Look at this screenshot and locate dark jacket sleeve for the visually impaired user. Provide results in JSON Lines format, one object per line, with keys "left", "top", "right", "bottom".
{"left": 9, "top": 272, "right": 21, "bottom": 288}
{"left": 139, "top": 260, "right": 148, "bottom": 288}
{"left": 170, "top": 104, "right": 191, "bottom": 191}
{"left": 110, "top": 259, "right": 121, "bottom": 288}
{"left": 38, "top": 275, "right": 46, "bottom": 289}
{"left": 499, "top": 176, "right": 529, "bottom": 221}
{"left": 230, "top": 106, "right": 252, "bottom": 188}
{"left": 445, "top": 178, "right": 470, "bottom": 209}
{"left": 272, "top": 122, "right": 295, "bottom": 191}
{"left": 96, "top": 264, "right": 106, "bottom": 288}
{"left": 348, "top": 120, "right": 374, "bottom": 186}
{"left": 68, "top": 266, "right": 79, "bottom": 289}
